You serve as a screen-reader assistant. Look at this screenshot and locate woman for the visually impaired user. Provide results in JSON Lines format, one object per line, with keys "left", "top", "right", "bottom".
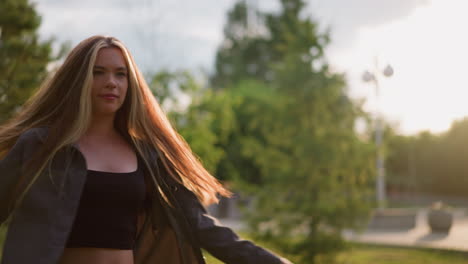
{"left": 0, "top": 36, "right": 291, "bottom": 264}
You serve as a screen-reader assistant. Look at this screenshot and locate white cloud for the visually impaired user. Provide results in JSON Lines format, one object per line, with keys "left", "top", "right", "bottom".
{"left": 308, "top": 0, "right": 430, "bottom": 50}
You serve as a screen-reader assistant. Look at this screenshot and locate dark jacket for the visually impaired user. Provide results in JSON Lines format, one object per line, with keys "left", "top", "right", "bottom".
{"left": 0, "top": 127, "right": 283, "bottom": 264}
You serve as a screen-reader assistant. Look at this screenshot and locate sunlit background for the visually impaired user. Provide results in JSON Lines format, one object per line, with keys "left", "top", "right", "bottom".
{"left": 34, "top": 0, "right": 468, "bottom": 134}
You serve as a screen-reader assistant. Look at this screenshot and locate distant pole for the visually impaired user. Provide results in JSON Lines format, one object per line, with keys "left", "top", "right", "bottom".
{"left": 362, "top": 59, "right": 394, "bottom": 209}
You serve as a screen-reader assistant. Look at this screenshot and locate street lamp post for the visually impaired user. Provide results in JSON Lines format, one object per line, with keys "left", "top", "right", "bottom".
{"left": 362, "top": 62, "right": 394, "bottom": 209}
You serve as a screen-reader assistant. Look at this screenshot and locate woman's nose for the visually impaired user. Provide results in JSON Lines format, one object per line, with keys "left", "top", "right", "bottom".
{"left": 105, "top": 74, "right": 117, "bottom": 88}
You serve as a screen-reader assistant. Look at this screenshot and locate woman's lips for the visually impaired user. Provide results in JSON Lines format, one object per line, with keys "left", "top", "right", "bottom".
{"left": 100, "top": 94, "right": 118, "bottom": 100}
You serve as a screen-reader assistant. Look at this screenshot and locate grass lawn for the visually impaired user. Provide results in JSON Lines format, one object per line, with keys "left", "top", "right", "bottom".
{"left": 335, "top": 244, "right": 468, "bottom": 264}
{"left": 204, "top": 244, "right": 468, "bottom": 264}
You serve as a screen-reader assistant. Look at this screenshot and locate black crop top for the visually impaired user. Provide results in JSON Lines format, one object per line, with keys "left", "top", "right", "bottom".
{"left": 66, "top": 161, "right": 146, "bottom": 249}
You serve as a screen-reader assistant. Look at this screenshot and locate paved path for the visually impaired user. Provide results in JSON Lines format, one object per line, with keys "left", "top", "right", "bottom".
{"left": 344, "top": 209, "right": 468, "bottom": 252}
{"left": 219, "top": 209, "right": 468, "bottom": 252}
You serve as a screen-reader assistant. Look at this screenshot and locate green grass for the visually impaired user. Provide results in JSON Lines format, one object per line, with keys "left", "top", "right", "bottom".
{"left": 203, "top": 251, "right": 223, "bottom": 264}
{"left": 204, "top": 244, "right": 468, "bottom": 264}
{"left": 335, "top": 244, "right": 468, "bottom": 264}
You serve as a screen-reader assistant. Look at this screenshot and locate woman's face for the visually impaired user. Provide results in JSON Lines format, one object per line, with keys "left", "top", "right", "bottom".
{"left": 91, "top": 47, "right": 129, "bottom": 117}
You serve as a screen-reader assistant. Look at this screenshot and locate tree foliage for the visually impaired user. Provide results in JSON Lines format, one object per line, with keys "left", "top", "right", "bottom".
{"left": 146, "top": 1, "right": 389, "bottom": 262}
{"left": 0, "top": 0, "right": 57, "bottom": 121}
{"left": 387, "top": 118, "right": 468, "bottom": 197}
{"left": 212, "top": 0, "right": 328, "bottom": 89}
{"left": 206, "top": 0, "right": 376, "bottom": 262}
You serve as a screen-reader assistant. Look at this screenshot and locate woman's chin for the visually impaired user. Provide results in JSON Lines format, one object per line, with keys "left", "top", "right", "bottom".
{"left": 92, "top": 108, "right": 120, "bottom": 117}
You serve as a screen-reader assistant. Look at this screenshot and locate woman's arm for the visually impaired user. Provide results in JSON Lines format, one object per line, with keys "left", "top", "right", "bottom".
{"left": 0, "top": 132, "right": 28, "bottom": 225}
{"left": 169, "top": 182, "right": 288, "bottom": 264}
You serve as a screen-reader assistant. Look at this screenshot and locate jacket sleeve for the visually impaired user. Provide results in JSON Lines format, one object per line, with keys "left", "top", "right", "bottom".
{"left": 170, "top": 182, "right": 283, "bottom": 264}
{"left": 0, "top": 132, "right": 28, "bottom": 225}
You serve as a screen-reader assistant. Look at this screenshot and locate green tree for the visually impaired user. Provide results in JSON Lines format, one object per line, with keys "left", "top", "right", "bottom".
{"left": 212, "top": 0, "right": 328, "bottom": 89}
{"left": 148, "top": 70, "right": 198, "bottom": 109}
{"left": 174, "top": 88, "right": 237, "bottom": 175}
{"left": 210, "top": 0, "right": 375, "bottom": 262}
{"left": 0, "top": 0, "right": 57, "bottom": 121}
{"left": 386, "top": 118, "right": 468, "bottom": 198}
{"left": 148, "top": 70, "right": 237, "bottom": 176}
{"left": 211, "top": 1, "right": 265, "bottom": 88}
{"left": 436, "top": 119, "right": 468, "bottom": 195}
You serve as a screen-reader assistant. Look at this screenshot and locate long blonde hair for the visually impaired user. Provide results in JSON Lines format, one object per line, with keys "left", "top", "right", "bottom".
{"left": 0, "top": 35, "right": 230, "bottom": 210}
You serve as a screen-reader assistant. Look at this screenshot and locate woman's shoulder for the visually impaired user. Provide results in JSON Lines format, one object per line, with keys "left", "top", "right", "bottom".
{"left": 18, "top": 126, "right": 49, "bottom": 144}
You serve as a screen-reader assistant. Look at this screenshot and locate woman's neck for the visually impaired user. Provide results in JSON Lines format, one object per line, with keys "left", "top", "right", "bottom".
{"left": 82, "top": 114, "right": 118, "bottom": 141}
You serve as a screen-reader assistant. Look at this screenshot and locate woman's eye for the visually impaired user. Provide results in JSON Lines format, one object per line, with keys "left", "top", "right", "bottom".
{"left": 117, "top": 72, "right": 127, "bottom": 77}
{"left": 93, "top": 71, "right": 103, "bottom": 75}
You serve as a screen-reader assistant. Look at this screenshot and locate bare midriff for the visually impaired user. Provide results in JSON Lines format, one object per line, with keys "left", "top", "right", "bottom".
{"left": 59, "top": 248, "right": 134, "bottom": 264}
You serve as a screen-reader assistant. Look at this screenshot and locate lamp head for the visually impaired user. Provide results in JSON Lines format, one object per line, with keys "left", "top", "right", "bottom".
{"left": 383, "top": 64, "right": 394, "bottom": 77}
{"left": 362, "top": 71, "right": 374, "bottom": 82}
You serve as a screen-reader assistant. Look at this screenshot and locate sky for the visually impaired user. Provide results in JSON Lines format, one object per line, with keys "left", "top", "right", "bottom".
{"left": 33, "top": 0, "right": 468, "bottom": 135}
